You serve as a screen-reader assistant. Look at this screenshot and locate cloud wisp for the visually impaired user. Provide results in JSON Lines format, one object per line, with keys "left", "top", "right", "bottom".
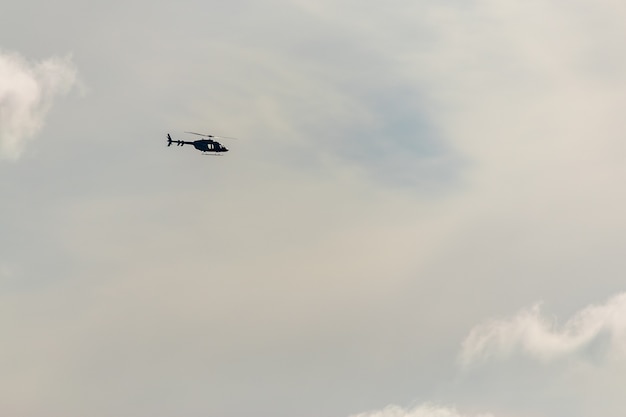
{"left": 349, "top": 404, "right": 493, "bottom": 417}
{"left": 460, "top": 293, "right": 626, "bottom": 367}
{"left": 0, "top": 49, "right": 77, "bottom": 159}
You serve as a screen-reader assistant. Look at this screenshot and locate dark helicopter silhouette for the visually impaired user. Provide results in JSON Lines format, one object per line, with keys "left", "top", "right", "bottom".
{"left": 167, "top": 131, "right": 236, "bottom": 154}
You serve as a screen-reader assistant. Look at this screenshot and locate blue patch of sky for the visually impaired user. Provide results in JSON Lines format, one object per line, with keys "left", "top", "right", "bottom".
{"left": 329, "top": 86, "right": 465, "bottom": 191}
{"left": 280, "top": 22, "right": 467, "bottom": 191}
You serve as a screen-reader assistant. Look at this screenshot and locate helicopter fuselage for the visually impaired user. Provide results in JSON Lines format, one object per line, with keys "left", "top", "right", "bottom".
{"left": 190, "top": 139, "right": 228, "bottom": 153}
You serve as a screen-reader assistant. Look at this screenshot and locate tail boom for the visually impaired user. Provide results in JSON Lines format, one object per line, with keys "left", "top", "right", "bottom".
{"left": 167, "top": 134, "right": 188, "bottom": 147}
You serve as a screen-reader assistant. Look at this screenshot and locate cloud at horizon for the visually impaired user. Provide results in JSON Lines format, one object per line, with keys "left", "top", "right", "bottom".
{"left": 349, "top": 404, "right": 493, "bottom": 417}
{"left": 351, "top": 291, "right": 626, "bottom": 417}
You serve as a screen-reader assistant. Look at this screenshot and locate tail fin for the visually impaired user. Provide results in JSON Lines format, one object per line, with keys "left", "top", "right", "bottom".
{"left": 167, "top": 134, "right": 172, "bottom": 147}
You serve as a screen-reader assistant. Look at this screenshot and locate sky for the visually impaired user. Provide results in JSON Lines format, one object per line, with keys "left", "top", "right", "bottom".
{"left": 2, "top": 0, "right": 626, "bottom": 416}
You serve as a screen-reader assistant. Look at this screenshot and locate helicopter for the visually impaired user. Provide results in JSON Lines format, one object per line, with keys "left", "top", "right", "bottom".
{"left": 167, "top": 132, "right": 236, "bottom": 154}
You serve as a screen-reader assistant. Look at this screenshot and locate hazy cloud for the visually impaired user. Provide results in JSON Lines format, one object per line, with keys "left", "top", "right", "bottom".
{"left": 0, "top": 50, "right": 77, "bottom": 159}
{"left": 4, "top": 0, "right": 626, "bottom": 416}
{"left": 0, "top": 261, "right": 11, "bottom": 279}
{"left": 349, "top": 404, "right": 493, "bottom": 417}
{"left": 460, "top": 293, "right": 626, "bottom": 367}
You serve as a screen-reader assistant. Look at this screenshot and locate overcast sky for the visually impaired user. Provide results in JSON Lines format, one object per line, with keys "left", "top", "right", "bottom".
{"left": 3, "top": 1, "right": 626, "bottom": 416}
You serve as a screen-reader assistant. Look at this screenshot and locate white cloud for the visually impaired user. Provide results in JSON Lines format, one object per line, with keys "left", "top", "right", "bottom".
{"left": 460, "top": 293, "right": 626, "bottom": 367}
{"left": 0, "top": 50, "right": 77, "bottom": 159}
{"left": 349, "top": 404, "right": 493, "bottom": 417}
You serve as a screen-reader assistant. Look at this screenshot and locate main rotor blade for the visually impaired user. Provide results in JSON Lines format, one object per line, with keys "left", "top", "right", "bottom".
{"left": 185, "top": 131, "right": 239, "bottom": 140}
{"left": 185, "top": 131, "right": 214, "bottom": 137}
